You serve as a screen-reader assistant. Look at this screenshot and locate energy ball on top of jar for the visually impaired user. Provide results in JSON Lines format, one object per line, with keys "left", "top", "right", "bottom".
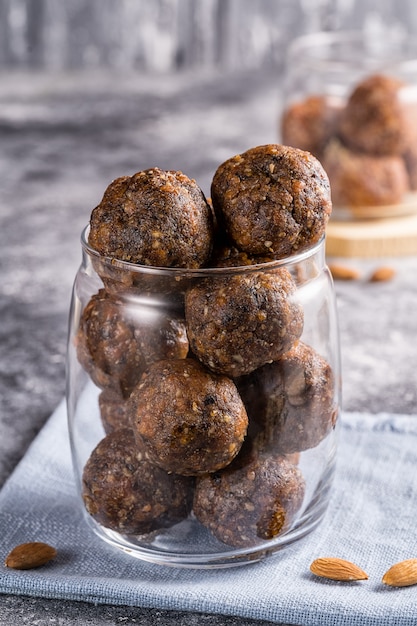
{"left": 338, "top": 74, "right": 409, "bottom": 156}
{"left": 88, "top": 167, "right": 214, "bottom": 268}
{"left": 193, "top": 452, "right": 305, "bottom": 547}
{"left": 237, "top": 342, "right": 337, "bottom": 454}
{"left": 75, "top": 289, "right": 189, "bottom": 398}
{"left": 210, "top": 144, "right": 332, "bottom": 259}
{"left": 185, "top": 268, "right": 304, "bottom": 378}
{"left": 128, "top": 358, "right": 248, "bottom": 476}
{"left": 82, "top": 429, "right": 194, "bottom": 535}
{"left": 280, "top": 94, "right": 341, "bottom": 162}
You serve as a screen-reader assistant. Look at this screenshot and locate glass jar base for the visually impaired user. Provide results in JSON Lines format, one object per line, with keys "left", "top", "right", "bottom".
{"left": 83, "top": 474, "right": 334, "bottom": 569}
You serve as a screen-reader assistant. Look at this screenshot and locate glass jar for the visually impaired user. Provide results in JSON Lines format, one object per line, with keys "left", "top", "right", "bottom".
{"left": 280, "top": 31, "right": 417, "bottom": 220}
{"left": 66, "top": 226, "right": 341, "bottom": 568}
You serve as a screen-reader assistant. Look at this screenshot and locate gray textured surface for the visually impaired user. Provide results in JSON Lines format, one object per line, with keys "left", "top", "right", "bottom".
{"left": 1, "top": 68, "right": 417, "bottom": 625}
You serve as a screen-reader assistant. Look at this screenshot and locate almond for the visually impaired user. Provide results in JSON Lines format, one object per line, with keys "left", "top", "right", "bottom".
{"left": 382, "top": 559, "right": 417, "bottom": 587}
{"left": 369, "top": 266, "right": 396, "bottom": 282}
{"left": 310, "top": 557, "right": 368, "bottom": 581}
{"left": 5, "top": 542, "right": 57, "bottom": 570}
{"left": 328, "top": 264, "right": 361, "bottom": 281}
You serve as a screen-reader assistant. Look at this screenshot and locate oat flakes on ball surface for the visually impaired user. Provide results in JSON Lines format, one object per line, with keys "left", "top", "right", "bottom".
{"left": 210, "top": 144, "right": 332, "bottom": 259}
{"left": 88, "top": 168, "right": 214, "bottom": 268}
{"left": 82, "top": 429, "right": 193, "bottom": 535}
{"left": 128, "top": 358, "right": 248, "bottom": 476}
{"left": 185, "top": 268, "right": 304, "bottom": 377}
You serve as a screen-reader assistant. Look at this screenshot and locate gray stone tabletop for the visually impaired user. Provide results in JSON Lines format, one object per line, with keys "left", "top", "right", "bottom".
{"left": 1, "top": 68, "right": 417, "bottom": 625}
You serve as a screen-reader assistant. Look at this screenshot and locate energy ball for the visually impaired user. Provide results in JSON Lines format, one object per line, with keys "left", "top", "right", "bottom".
{"left": 210, "top": 144, "right": 332, "bottom": 259}
{"left": 281, "top": 95, "right": 341, "bottom": 160}
{"left": 88, "top": 168, "right": 214, "bottom": 268}
{"left": 185, "top": 268, "right": 304, "bottom": 377}
{"left": 338, "top": 74, "right": 409, "bottom": 156}
{"left": 323, "top": 140, "right": 409, "bottom": 207}
{"left": 211, "top": 241, "right": 274, "bottom": 268}
{"left": 98, "top": 388, "right": 131, "bottom": 434}
{"left": 237, "top": 342, "right": 337, "bottom": 454}
{"left": 76, "top": 289, "right": 189, "bottom": 397}
{"left": 82, "top": 429, "right": 193, "bottom": 535}
{"left": 128, "top": 358, "right": 248, "bottom": 476}
{"left": 193, "top": 453, "right": 305, "bottom": 547}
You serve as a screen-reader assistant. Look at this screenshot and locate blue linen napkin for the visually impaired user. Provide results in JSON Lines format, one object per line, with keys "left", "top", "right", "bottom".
{"left": 1, "top": 398, "right": 417, "bottom": 626}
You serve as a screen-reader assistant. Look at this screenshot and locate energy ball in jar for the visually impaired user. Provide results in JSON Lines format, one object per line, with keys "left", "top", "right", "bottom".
{"left": 280, "top": 95, "right": 341, "bottom": 161}
{"left": 75, "top": 289, "right": 189, "bottom": 397}
{"left": 128, "top": 358, "right": 248, "bottom": 476}
{"left": 185, "top": 268, "right": 304, "bottom": 378}
{"left": 76, "top": 289, "right": 145, "bottom": 396}
{"left": 82, "top": 429, "right": 194, "bottom": 535}
{"left": 88, "top": 168, "right": 214, "bottom": 268}
{"left": 210, "top": 144, "right": 332, "bottom": 259}
{"left": 323, "top": 140, "right": 409, "bottom": 208}
{"left": 238, "top": 342, "right": 337, "bottom": 454}
{"left": 338, "top": 74, "right": 409, "bottom": 156}
{"left": 193, "top": 453, "right": 305, "bottom": 547}
{"left": 98, "top": 388, "right": 131, "bottom": 434}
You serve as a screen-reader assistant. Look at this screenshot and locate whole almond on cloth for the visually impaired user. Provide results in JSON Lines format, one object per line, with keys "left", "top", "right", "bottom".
{"left": 310, "top": 557, "right": 368, "bottom": 581}
{"left": 382, "top": 559, "right": 417, "bottom": 587}
{"left": 5, "top": 542, "right": 57, "bottom": 570}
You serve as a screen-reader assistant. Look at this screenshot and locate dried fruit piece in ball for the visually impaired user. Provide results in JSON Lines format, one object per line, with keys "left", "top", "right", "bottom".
{"left": 185, "top": 268, "right": 304, "bottom": 377}
{"left": 193, "top": 453, "right": 305, "bottom": 547}
{"left": 210, "top": 144, "right": 332, "bottom": 259}
{"left": 82, "top": 428, "right": 194, "bottom": 534}
{"left": 237, "top": 342, "right": 337, "bottom": 454}
{"left": 75, "top": 289, "right": 189, "bottom": 397}
{"left": 88, "top": 168, "right": 214, "bottom": 268}
{"left": 128, "top": 358, "right": 248, "bottom": 476}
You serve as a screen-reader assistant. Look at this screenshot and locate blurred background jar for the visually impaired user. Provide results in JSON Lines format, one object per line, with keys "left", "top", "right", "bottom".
{"left": 280, "top": 30, "right": 417, "bottom": 219}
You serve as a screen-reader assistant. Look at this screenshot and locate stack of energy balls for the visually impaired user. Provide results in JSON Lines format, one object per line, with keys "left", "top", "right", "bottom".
{"left": 281, "top": 74, "right": 417, "bottom": 210}
{"left": 78, "top": 144, "right": 336, "bottom": 548}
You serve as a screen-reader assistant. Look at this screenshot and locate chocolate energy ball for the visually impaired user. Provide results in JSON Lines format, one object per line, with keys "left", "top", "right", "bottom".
{"left": 338, "top": 74, "right": 409, "bottom": 156}
{"left": 82, "top": 429, "right": 194, "bottom": 535}
{"left": 237, "top": 342, "right": 337, "bottom": 454}
{"left": 323, "top": 140, "right": 409, "bottom": 207}
{"left": 281, "top": 95, "right": 341, "bottom": 161}
{"left": 185, "top": 268, "right": 304, "bottom": 377}
{"left": 210, "top": 144, "right": 332, "bottom": 259}
{"left": 128, "top": 359, "right": 248, "bottom": 476}
{"left": 193, "top": 453, "right": 305, "bottom": 547}
{"left": 98, "top": 388, "right": 131, "bottom": 434}
{"left": 76, "top": 289, "right": 189, "bottom": 397}
{"left": 88, "top": 168, "right": 214, "bottom": 268}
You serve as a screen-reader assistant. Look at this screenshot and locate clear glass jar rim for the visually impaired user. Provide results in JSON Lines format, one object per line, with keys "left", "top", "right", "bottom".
{"left": 287, "top": 30, "right": 417, "bottom": 74}
{"left": 81, "top": 224, "right": 325, "bottom": 277}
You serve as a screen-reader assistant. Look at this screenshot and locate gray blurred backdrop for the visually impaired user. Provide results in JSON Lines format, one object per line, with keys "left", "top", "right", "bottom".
{"left": 1, "top": 0, "right": 417, "bottom": 73}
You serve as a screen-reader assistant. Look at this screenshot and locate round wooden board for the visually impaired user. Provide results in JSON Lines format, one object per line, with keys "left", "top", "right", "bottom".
{"left": 325, "top": 212, "right": 417, "bottom": 258}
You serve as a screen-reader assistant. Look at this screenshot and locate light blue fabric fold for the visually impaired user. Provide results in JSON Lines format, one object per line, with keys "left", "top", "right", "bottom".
{"left": 1, "top": 398, "right": 417, "bottom": 626}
